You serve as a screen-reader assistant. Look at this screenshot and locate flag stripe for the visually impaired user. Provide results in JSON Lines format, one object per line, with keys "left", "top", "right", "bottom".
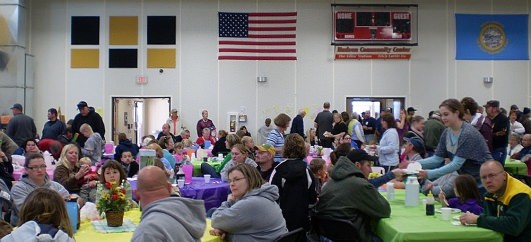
{"left": 248, "top": 27, "right": 296, "bottom": 31}
{"left": 218, "top": 11, "right": 297, "bottom": 61}
{"left": 248, "top": 12, "right": 297, "bottom": 17}
{"left": 247, "top": 34, "right": 296, "bottom": 38}
{"left": 249, "top": 19, "right": 296, "bottom": 24}
{"left": 219, "top": 48, "right": 296, "bottom": 53}
{"left": 219, "top": 56, "right": 297, "bottom": 60}
{"left": 219, "top": 41, "right": 296, "bottom": 46}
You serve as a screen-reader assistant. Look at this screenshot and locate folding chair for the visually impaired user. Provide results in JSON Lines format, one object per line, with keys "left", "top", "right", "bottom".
{"left": 274, "top": 227, "right": 305, "bottom": 242}
{"left": 311, "top": 215, "right": 361, "bottom": 242}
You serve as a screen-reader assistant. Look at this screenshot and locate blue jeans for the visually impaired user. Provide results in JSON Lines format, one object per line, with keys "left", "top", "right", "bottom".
{"left": 491, "top": 148, "right": 507, "bottom": 166}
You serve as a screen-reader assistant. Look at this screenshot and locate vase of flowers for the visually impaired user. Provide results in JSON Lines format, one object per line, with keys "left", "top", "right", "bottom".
{"left": 96, "top": 180, "right": 129, "bottom": 227}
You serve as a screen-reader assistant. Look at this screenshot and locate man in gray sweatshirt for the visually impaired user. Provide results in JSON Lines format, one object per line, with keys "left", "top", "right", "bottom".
{"left": 132, "top": 166, "right": 206, "bottom": 242}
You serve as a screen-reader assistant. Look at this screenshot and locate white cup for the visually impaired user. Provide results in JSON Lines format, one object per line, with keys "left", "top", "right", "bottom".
{"left": 204, "top": 174, "right": 211, "bottom": 184}
{"left": 440, "top": 207, "right": 452, "bottom": 220}
{"left": 177, "top": 179, "right": 185, "bottom": 188}
{"left": 218, "top": 154, "right": 223, "bottom": 160}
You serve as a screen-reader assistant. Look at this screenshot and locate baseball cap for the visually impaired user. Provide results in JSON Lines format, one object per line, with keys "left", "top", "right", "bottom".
{"left": 407, "top": 107, "right": 417, "bottom": 112}
{"left": 254, "top": 144, "right": 275, "bottom": 156}
{"left": 77, "top": 101, "right": 88, "bottom": 110}
{"left": 403, "top": 136, "right": 426, "bottom": 153}
{"left": 171, "top": 108, "right": 178, "bottom": 113}
{"left": 346, "top": 149, "right": 377, "bottom": 163}
{"left": 10, "top": 103, "right": 23, "bottom": 110}
{"left": 483, "top": 100, "right": 500, "bottom": 108}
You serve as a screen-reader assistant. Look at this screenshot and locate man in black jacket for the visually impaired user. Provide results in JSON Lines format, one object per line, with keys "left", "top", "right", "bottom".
{"left": 71, "top": 101, "right": 105, "bottom": 147}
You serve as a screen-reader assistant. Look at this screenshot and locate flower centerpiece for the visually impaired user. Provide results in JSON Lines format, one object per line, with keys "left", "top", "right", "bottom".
{"left": 96, "top": 180, "right": 130, "bottom": 227}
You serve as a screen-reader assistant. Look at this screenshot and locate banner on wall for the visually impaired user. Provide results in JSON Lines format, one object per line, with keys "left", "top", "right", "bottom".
{"left": 335, "top": 46, "right": 411, "bottom": 60}
{"left": 456, "top": 14, "right": 529, "bottom": 60}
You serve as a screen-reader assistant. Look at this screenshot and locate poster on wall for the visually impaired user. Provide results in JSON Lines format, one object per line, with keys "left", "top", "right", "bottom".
{"left": 332, "top": 4, "right": 418, "bottom": 46}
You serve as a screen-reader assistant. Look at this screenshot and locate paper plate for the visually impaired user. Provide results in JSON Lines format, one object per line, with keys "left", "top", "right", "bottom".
{"left": 435, "top": 208, "right": 461, "bottom": 213}
{"left": 406, "top": 162, "right": 422, "bottom": 174}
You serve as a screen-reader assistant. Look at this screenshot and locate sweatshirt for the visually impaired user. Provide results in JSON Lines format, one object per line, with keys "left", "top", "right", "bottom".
{"left": 1, "top": 221, "right": 74, "bottom": 242}
{"left": 131, "top": 197, "right": 206, "bottom": 242}
{"left": 316, "top": 156, "right": 391, "bottom": 242}
{"left": 211, "top": 183, "right": 287, "bottom": 242}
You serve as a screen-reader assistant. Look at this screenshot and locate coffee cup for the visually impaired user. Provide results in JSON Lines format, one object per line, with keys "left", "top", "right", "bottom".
{"left": 440, "top": 207, "right": 452, "bottom": 220}
{"left": 204, "top": 174, "right": 211, "bottom": 184}
{"left": 177, "top": 179, "right": 185, "bottom": 188}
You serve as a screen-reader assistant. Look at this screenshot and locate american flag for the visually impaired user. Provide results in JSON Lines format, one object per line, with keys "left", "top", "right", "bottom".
{"left": 218, "top": 12, "right": 297, "bottom": 61}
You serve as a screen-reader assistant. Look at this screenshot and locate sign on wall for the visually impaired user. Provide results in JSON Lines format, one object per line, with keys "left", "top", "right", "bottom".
{"left": 335, "top": 46, "right": 411, "bottom": 60}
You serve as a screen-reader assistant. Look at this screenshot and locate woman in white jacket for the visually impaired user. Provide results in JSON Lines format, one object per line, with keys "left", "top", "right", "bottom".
{"left": 210, "top": 164, "right": 287, "bottom": 242}
{"left": 2, "top": 188, "right": 74, "bottom": 242}
{"left": 377, "top": 113, "right": 400, "bottom": 172}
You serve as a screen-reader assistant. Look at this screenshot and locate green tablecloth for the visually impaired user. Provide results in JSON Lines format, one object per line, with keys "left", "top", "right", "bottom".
{"left": 504, "top": 159, "right": 528, "bottom": 175}
{"left": 375, "top": 190, "right": 503, "bottom": 242}
{"left": 192, "top": 160, "right": 222, "bottom": 176}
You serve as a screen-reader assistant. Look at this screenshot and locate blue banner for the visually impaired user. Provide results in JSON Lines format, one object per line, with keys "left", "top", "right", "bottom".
{"left": 456, "top": 14, "right": 529, "bottom": 60}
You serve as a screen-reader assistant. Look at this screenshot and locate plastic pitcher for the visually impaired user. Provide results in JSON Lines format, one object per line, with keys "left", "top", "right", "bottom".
{"left": 138, "top": 149, "right": 156, "bottom": 169}
{"left": 204, "top": 140, "right": 211, "bottom": 149}
{"left": 104, "top": 142, "right": 114, "bottom": 154}
{"left": 182, "top": 162, "right": 193, "bottom": 184}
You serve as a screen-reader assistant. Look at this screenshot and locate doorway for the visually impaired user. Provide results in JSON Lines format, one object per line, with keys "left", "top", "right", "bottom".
{"left": 112, "top": 97, "right": 171, "bottom": 144}
{"left": 346, "top": 97, "right": 405, "bottom": 119}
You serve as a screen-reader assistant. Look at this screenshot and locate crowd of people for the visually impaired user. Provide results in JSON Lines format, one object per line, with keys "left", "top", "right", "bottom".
{"left": 0, "top": 97, "right": 529, "bottom": 242}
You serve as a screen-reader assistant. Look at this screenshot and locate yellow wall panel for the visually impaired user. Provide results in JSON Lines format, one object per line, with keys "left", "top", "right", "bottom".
{"left": 147, "top": 48, "right": 176, "bottom": 68}
{"left": 71, "top": 49, "right": 99, "bottom": 68}
{"left": 109, "top": 16, "right": 138, "bottom": 45}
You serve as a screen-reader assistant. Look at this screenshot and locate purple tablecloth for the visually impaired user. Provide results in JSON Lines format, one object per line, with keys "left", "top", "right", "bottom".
{"left": 130, "top": 177, "right": 230, "bottom": 211}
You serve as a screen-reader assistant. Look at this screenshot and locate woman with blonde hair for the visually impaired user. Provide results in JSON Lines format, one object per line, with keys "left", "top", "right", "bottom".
{"left": 2, "top": 188, "right": 74, "bottom": 241}
{"left": 220, "top": 144, "right": 257, "bottom": 181}
{"left": 211, "top": 164, "right": 287, "bottom": 241}
{"left": 241, "top": 136, "right": 255, "bottom": 160}
{"left": 54, "top": 144, "right": 89, "bottom": 194}
{"left": 305, "top": 128, "right": 318, "bottom": 146}
{"left": 202, "top": 134, "right": 242, "bottom": 178}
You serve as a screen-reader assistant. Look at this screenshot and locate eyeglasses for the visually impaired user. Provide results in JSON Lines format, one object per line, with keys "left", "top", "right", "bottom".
{"left": 26, "top": 165, "right": 47, "bottom": 171}
{"left": 227, "top": 177, "right": 246, "bottom": 184}
{"left": 480, "top": 170, "right": 504, "bottom": 181}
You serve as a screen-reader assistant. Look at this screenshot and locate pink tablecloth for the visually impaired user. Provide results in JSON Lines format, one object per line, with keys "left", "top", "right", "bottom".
{"left": 12, "top": 168, "right": 55, "bottom": 180}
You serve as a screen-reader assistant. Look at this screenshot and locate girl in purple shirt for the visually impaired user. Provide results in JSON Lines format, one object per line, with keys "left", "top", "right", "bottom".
{"left": 439, "top": 174, "right": 483, "bottom": 215}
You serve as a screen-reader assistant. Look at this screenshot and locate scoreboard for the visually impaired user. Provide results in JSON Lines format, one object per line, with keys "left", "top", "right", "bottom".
{"left": 332, "top": 4, "right": 418, "bottom": 45}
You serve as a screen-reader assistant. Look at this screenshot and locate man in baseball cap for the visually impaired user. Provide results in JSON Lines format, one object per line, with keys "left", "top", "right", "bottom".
{"left": 315, "top": 149, "right": 390, "bottom": 242}
{"left": 407, "top": 107, "right": 417, "bottom": 116}
{"left": 6, "top": 103, "right": 37, "bottom": 147}
{"left": 484, "top": 100, "right": 510, "bottom": 165}
{"left": 254, "top": 144, "right": 277, "bottom": 181}
{"left": 71, "top": 100, "right": 105, "bottom": 147}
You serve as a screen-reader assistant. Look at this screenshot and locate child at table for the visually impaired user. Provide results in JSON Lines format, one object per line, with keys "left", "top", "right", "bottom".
{"left": 310, "top": 158, "right": 329, "bottom": 194}
{"left": 97, "top": 160, "right": 135, "bottom": 209}
{"left": 120, "top": 151, "right": 139, "bottom": 178}
{"left": 439, "top": 174, "right": 483, "bottom": 215}
{"left": 79, "top": 157, "right": 99, "bottom": 203}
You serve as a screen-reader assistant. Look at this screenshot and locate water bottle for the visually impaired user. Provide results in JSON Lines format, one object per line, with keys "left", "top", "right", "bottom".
{"left": 426, "top": 191, "right": 435, "bottom": 216}
{"left": 405, "top": 175, "right": 420, "bottom": 207}
{"left": 66, "top": 198, "right": 79, "bottom": 233}
{"left": 386, "top": 182, "right": 395, "bottom": 201}
{"left": 182, "top": 158, "right": 193, "bottom": 184}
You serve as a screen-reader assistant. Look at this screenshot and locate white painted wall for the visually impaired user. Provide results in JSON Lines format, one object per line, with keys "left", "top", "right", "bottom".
{"left": 26, "top": 0, "right": 531, "bottom": 142}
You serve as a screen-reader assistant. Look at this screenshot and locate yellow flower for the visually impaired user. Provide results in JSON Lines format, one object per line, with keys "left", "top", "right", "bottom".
{"left": 101, "top": 193, "right": 110, "bottom": 200}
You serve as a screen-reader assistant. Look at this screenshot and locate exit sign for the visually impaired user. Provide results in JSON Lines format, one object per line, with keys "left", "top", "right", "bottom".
{"left": 136, "top": 75, "right": 148, "bottom": 85}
